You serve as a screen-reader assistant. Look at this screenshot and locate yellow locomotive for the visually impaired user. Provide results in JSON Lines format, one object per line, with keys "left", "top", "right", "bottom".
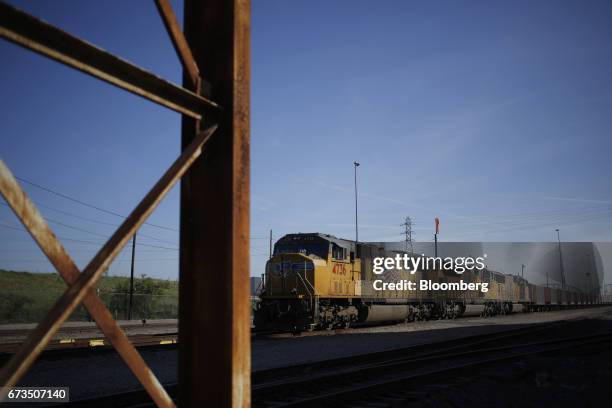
{"left": 255, "top": 233, "right": 361, "bottom": 331}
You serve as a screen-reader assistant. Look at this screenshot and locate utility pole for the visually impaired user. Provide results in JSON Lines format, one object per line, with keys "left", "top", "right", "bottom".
{"left": 401, "top": 217, "right": 413, "bottom": 253}
{"left": 589, "top": 251, "right": 599, "bottom": 303}
{"left": 586, "top": 271, "right": 591, "bottom": 302}
{"left": 555, "top": 228, "right": 566, "bottom": 289}
{"left": 586, "top": 253, "right": 594, "bottom": 302}
{"left": 128, "top": 232, "right": 136, "bottom": 320}
{"left": 354, "top": 161, "right": 360, "bottom": 244}
{"left": 269, "top": 229, "right": 273, "bottom": 259}
{"left": 434, "top": 217, "right": 440, "bottom": 258}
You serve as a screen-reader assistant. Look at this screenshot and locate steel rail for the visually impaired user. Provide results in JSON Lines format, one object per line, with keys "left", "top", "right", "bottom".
{"left": 256, "top": 329, "right": 569, "bottom": 394}
{"left": 154, "top": 0, "right": 200, "bottom": 90}
{"left": 0, "top": 1, "right": 219, "bottom": 120}
{"left": 255, "top": 332, "right": 612, "bottom": 407}
{"left": 0, "top": 124, "right": 217, "bottom": 400}
{"left": 252, "top": 321, "right": 567, "bottom": 388}
{"left": 0, "top": 333, "right": 179, "bottom": 354}
{"left": 50, "top": 321, "right": 607, "bottom": 408}
{"left": 0, "top": 162, "right": 175, "bottom": 407}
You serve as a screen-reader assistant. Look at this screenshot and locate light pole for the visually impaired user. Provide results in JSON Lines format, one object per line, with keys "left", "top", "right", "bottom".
{"left": 555, "top": 228, "right": 565, "bottom": 289}
{"left": 434, "top": 217, "right": 440, "bottom": 258}
{"left": 128, "top": 232, "right": 136, "bottom": 320}
{"left": 520, "top": 263, "right": 526, "bottom": 302}
{"left": 354, "top": 161, "right": 360, "bottom": 244}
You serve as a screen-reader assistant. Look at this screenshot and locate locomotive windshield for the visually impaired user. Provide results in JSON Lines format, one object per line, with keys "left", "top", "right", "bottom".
{"left": 274, "top": 236, "right": 329, "bottom": 259}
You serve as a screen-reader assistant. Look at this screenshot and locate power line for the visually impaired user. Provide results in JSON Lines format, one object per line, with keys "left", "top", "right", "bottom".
{"left": 0, "top": 222, "right": 178, "bottom": 251}
{"left": 1, "top": 203, "right": 179, "bottom": 246}
{"left": 45, "top": 217, "right": 110, "bottom": 239}
{"left": 0, "top": 247, "right": 175, "bottom": 253}
{"left": 0, "top": 222, "right": 24, "bottom": 233}
{"left": 2, "top": 197, "right": 273, "bottom": 243}
{"left": 445, "top": 208, "right": 612, "bottom": 239}
{"left": 0, "top": 258, "right": 179, "bottom": 263}
{"left": 250, "top": 246, "right": 269, "bottom": 256}
{"left": 0, "top": 201, "right": 178, "bottom": 245}
{"left": 14, "top": 176, "right": 179, "bottom": 232}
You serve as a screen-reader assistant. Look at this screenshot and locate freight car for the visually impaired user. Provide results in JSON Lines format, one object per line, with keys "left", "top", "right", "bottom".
{"left": 254, "top": 233, "right": 597, "bottom": 332}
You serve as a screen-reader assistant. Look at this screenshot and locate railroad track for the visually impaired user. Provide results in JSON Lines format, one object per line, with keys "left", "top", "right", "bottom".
{"left": 57, "top": 320, "right": 598, "bottom": 408}
{"left": 2, "top": 305, "right": 608, "bottom": 352}
{"left": 251, "top": 320, "right": 567, "bottom": 386}
{"left": 251, "top": 322, "right": 612, "bottom": 407}
{"left": 0, "top": 333, "right": 178, "bottom": 354}
{"left": 7, "top": 317, "right": 612, "bottom": 407}
{"left": 0, "top": 320, "right": 179, "bottom": 353}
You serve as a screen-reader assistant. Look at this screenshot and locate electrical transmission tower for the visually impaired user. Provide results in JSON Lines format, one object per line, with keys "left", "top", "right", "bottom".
{"left": 401, "top": 217, "right": 414, "bottom": 254}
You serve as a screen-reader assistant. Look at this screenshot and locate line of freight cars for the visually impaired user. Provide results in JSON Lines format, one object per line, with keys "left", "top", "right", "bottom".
{"left": 254, "top": 233, "right": 603, "bottom": 332}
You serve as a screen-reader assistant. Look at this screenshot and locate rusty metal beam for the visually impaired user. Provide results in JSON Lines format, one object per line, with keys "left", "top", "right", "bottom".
{"left": 0, "top": 125, "right": 217, "bottom": 395}
{"left": 0, "top": 2, "right": 219, "bottom": 120}
{"left": 0, "top": 162, "right": 174, "bottom": 408}
{"left": 179, "top": 0, "right": 250, "bottom": 406}
{"left": 154, "top": 0, "right": 200, "bottom": 90}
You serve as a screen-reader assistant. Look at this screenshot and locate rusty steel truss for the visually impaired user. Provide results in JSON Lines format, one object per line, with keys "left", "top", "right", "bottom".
{"left": 0, "top": 1, "right": 250, "bottom": 407}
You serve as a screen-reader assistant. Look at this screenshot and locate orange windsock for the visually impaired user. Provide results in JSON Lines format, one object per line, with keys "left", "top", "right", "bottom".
{"left": 435, "top": 217, "right": 440, "bottom": 234}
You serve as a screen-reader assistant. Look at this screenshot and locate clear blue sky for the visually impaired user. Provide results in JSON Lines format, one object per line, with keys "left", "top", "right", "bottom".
{"left": 1, "top": 0, "right": 611, "bottom": 280}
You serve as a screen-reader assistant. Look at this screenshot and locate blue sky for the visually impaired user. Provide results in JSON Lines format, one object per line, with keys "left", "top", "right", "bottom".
{"left": 1, "top": 0, "right": 612, "bottom": 280}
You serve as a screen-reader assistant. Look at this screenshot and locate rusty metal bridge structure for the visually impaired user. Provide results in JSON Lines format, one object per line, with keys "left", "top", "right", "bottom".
{"left": 0, "top": 0, "right": 250, "bottom": 406}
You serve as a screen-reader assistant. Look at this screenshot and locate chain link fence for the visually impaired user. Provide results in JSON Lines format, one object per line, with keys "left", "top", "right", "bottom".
{"left": 0, "top": 289, "right": 178, "bottom": 324}
{"left": 100, "top": 292, "right": 178, "bottom": 321}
